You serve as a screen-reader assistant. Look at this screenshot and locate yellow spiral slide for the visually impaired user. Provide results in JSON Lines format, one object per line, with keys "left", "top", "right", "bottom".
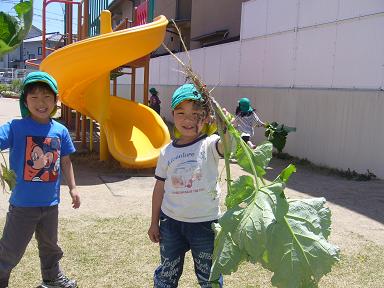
{"left": 40, "top": 11, "right": 170, "bottom": 168}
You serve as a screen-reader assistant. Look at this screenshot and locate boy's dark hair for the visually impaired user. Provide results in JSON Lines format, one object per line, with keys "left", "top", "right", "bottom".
{"left": 173, "top": 99, "right": 209, "bottom": 118}
{"left": 191, "top": 100, "right": 209, "bottom": 114}
{"left": 20, "top": 71, "right": 59, "bottom": 118}
{"left": 24, "top": 82, "right": 57, "bottom": 100}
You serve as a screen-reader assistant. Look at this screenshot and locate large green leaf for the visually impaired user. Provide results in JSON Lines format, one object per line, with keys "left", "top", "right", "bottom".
{"left": 235, "top": 141, "right": 272, "bottom": 177}
{"left": 0, "top": 150, "right": 16, "bottom": 192}
{"left": 210, "top": 146, "right": 340, "bottom": 287}
{"left": 261, "top": 194, "right": 339, "bottom": 287}
{"left": 265, "top": 122, "right": 296, "bottom": 153}
{"left": 225, "top": 175, "right": 254, "bottom": 208}
{"left": 0, "top": 1, "right": 33, "bottom": 57}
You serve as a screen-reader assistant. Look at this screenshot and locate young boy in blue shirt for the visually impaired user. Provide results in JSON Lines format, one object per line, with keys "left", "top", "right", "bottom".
{"left": 148, "top": 83, "right": 227, "bottom": 288}
{"left": 0, "top": 71, "right": 80, "bottom": 288}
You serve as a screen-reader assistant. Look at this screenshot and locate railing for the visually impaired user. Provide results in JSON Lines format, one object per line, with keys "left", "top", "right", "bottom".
{"left": 113, "top": 18, "right": 133, "bottom": 31}
{"left": 134, "top": 0, "right": 148, "bottom": 26}
{"left": 0, "top": 68, "right": 34, "bottom": 83}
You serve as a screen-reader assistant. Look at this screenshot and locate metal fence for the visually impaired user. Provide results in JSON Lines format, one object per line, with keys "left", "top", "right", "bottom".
{"left": 0, "top": 68, "right": 34, "bottom": 84}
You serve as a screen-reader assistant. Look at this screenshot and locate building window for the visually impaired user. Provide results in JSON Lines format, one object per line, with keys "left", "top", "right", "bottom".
{"left": 38, "top": 47, "right": 42, "bottom": 55}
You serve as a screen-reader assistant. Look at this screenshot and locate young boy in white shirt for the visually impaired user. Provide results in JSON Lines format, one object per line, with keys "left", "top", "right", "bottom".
{"left": 148, "top": 83, "right": 226, "bottom": 288}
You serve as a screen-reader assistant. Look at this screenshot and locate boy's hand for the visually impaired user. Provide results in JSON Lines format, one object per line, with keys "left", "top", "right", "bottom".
{"left": 69, "top": 188, "right": 81, "bottom": 209}
{"left": 148, "top": 223, "right": 160, "bottom": 243}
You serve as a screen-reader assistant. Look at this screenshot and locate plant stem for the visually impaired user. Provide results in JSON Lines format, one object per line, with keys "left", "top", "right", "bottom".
{"left": 210, "top": 98, "right": 261, "bottom": 191}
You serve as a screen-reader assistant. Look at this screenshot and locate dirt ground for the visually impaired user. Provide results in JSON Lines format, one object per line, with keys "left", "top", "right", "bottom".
{"left": 56, "top": 156, "right": 384, "bottom": 254}
{"left": 0, "top": 97, "right": 383, "bottom": 256}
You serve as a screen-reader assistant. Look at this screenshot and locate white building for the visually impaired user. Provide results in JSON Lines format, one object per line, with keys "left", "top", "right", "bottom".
{"left": 115, "top": 0, "right": 384, "bottom": 178}
{"left": 3, "top": 26, "right": 63, "bottom": 69}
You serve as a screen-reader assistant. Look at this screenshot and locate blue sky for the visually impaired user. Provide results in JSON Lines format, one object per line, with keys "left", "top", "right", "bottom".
{"left": 0, "top": 0, "right": 114, "bottom": 34}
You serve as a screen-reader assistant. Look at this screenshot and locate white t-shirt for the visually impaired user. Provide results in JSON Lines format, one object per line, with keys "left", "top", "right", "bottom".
{"left": 155, "top": 134, "right": 222, "bottom": 222}
{"left": 234, "top": 111, "right": 262, "bottom": 137}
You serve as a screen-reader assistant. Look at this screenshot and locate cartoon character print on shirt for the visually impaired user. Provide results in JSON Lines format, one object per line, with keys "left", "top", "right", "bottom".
{"left": 171, "top": 160, "right": 202, "bottom": 188}
{"left": 24, "top": 136, "right": 61, "bottom": 182}
{"left": 170, "top": 148, "right": 206, "bottom": 189}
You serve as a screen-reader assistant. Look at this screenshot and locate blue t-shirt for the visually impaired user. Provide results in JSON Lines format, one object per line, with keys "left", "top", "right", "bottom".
{"left": 0, "top": 117, "right": 75, "bottom": 207}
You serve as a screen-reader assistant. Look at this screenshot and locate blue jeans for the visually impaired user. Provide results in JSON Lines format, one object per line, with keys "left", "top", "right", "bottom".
{"left": 154, "top": 212, "right": 223, "bottom": 288}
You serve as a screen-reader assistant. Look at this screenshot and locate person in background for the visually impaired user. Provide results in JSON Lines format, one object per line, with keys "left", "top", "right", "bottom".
{"left": 0, "top": 71, "right": 80, "bottom": 288}
{"left": 149, "top": 87, "right": 161, "bottom": 115}
{"left": 233, "top": 97, "right": 264, "bottom": 149}
{"left": 147, "top": 83, "right": 231, "bottom": 288}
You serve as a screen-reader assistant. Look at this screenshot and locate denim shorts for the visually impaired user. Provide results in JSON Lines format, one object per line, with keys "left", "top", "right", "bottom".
{"left": 153, "top": 211, "right": 223, "bottom": 288}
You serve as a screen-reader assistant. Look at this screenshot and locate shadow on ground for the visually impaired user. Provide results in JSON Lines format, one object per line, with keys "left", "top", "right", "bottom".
{"left": 264, "top": 157, "right": 384, "bottom": 224}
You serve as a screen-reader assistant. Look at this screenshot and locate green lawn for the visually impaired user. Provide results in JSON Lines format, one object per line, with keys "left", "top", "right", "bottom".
{"left": 2, "top": 216, "right": 382, "bottom": 287}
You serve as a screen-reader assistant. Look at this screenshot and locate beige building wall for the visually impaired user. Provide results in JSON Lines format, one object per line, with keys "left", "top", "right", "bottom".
{"left": 154, "top": 0, "right": 177, "bottom": 18}
{"left": 154, "top": 0, "right": 177, "bottom": 53}
{"left": 112, "top": 1, "right": 384, "bottom": 177}
{"left": 190, "top": 0, "right": 243, "bottom": 49}
{"left": 115, "top": 81, "right": 384, "bottom": 179}
{"left": 109, "top": 0, "right": 134, "bottom": 28}
{"left": 153, "top": 0, "right": 191, "bottom": 54}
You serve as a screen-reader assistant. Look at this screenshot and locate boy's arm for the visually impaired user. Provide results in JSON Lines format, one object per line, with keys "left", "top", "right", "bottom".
{"left": 148, "top": 179, "right": 165, "bottom": 243}
{"left": 0, "top": 122, "right": 12, "bottom": 151}
{"left": 61, "top": 155, "right": 80, "bottom": 209}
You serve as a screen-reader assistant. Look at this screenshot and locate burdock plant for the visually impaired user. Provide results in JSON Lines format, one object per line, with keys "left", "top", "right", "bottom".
{"left": 0, "top": 150, "right": 16, "bottom": 192}
{"left": 163, "top": 20, "right": 340, "bottom": 288}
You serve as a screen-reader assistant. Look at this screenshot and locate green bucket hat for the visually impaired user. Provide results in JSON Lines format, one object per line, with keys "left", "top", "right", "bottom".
{"left": 20, "top": 71, "right": 58, "bottom": 118}
{"left": 171, "top": 83, "right": 202, "bottom": 110}
{"left": 238, "top": 97, "right": 253, "bottom": 112}
{"left": 149, "top": 87, "right": 158, "bottom": 95}
{"left": 171, "top": 83, "right": 217, "bottom": 138}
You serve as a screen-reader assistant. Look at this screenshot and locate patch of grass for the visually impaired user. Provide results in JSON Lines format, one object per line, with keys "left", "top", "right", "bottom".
{"left": 1, "top": 216, "right": 382, "bottom": 287}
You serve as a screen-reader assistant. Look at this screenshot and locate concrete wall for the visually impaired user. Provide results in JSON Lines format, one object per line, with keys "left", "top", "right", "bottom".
{"left": 113, "top": 1, "right": 384, "bottom": 178}
{"left": 154, "top": 0, "right": 179, "bottom": 53}
{"left": 190, "top": 0, "right": 243, "bottom": 49}
{"left": 240, "top": 0, "right": 384, "bottom": 89}
{"left": 110, "top": 0, "right": 134, "bottom": 28}
{"left": 115, "top": 80, "right": 384, "bottom": 178}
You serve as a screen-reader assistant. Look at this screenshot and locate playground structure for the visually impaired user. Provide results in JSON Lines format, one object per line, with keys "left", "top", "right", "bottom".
{"left": 26, "top": 0, "right": 170, "bottom": 168}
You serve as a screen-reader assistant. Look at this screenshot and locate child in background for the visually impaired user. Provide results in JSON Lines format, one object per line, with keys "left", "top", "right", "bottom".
{"left": 148, "top": 83, "right": 228, "bottom": 288}
{"left": 233, "top": 97, "right": 264, "bottom": 149}
{"left": 149, "top": 87, "right": 161, "bottom": 115}
{"left": 0, "top": 72, "right": 80, "bottom": 288}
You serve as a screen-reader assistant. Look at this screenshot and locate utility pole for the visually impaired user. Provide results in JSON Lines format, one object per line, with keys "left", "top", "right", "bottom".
{"left": 19, "top": 0, "right": 24, "bottom": 69}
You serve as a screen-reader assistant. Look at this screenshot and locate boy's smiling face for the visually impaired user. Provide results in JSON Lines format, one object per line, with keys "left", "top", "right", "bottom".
{"left": 25, "top": 87, "right": 57, "bottom": 124}
{"left": 173, "top": 100, "right": 209, "bottom": 143}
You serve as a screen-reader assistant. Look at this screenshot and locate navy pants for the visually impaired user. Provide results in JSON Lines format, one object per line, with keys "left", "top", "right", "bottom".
{"left": 154, "top": 212, "right": 223, "bottom": 288}
{"left": 0, "top": 205, "right": 63, "bottom": 287}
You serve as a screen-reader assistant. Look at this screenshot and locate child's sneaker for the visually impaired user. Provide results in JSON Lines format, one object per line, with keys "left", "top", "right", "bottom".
{"left": 40, "top": 273, "right": 77, "bottom": 288}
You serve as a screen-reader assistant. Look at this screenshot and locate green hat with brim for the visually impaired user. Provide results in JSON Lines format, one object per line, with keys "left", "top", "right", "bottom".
{"left": 171, "top": 83, "right": 202, "bottom": 110}
{"left": 238, "top": 97, "right": 253, "bottom": 112}
{"left": 20, "top": 71, "right": 58, "bottom": 118}
{"left": 149, "top": 87, "right": 158, "bottom": 95}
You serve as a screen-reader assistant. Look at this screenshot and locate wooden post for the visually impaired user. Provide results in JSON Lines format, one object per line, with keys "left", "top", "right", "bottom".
{"left": 74, "top": 2, "right": 82, "bottom": 141}
{"left": 75, "top": 112, "right": 81, "bottom": 140}
{"left": 80, "top": 0, "right": 88, "bottom": 149}
{"left": 143, "top": 59, "right": 149, "bottom": 105}
{"left": 81, "top": 114, "right": 87, "bottom": 149}
{"left": 131, "top": 67, "right": 136, "bottom": 101}
{"left": 62, "top": 105, "right": 67, "bottom": 122}
{"left": 113, "top": 78, "right": 117, "bottom": 96}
